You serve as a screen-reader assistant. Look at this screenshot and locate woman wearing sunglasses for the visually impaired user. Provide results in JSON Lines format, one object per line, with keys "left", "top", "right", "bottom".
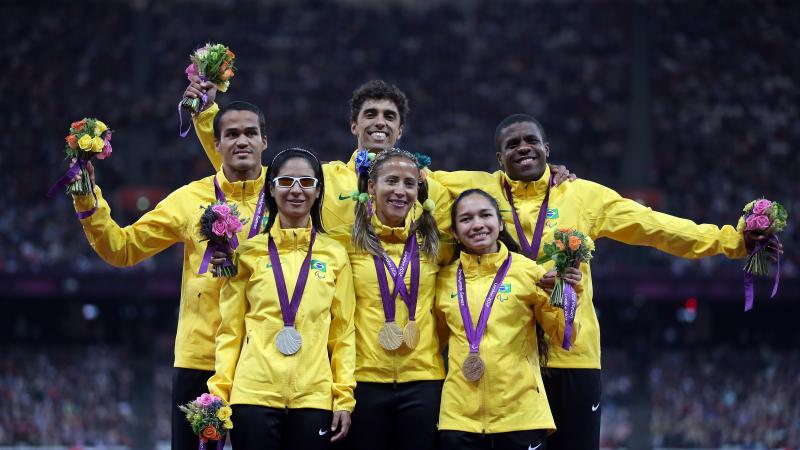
{"left": 434, "top": 189, "right": 580, "bottom": 450}
{"left": 328, "top": 148, "right": 447, "bottom": 450}
{"left": 209, "top": 148, "right": 356, "bottom": 450}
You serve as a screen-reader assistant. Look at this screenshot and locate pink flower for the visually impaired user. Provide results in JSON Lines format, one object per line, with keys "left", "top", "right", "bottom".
{"left": 225, "top": 215, "right": 242, "bottom": 235}
{"left": 212, "top": 204, "right": 231, "bottom": 218}
{"left": 754, "top": 214, "right": 771, "bottom": 230}
{"left": 185, "top": 63, "right": 198, "bottom": 79}
{"left": 752, "top": 199, "right": 772, "bottom": 215}
{"left": 745, "top": 215, "right": 759, "bottom": 231}
{"left": 212, "top": 220, "right": 227, "bottom": 237}
{"left": 196, "top": 393, "right": 214, "bottom": 407}
{"left": 97, "top": 131, "right": 113, "bottom": 160}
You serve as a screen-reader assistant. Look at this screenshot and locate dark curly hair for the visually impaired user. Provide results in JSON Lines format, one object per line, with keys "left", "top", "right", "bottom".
{"left": 349, "top": 80, "right": 410, "bottom": 125}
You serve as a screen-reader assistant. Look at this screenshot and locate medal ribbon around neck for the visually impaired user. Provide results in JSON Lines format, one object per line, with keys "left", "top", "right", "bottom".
{"left": 373, "top": 232, "right": 419, "bottom": 323}
{"left": 268, "top": 228, "right": 317, "bottom": 328}
{"left": 456, "top": 253, "right": 512, "bottom": 354}
{"left": 503, "top": 173, "right": 554, "bottom": 259}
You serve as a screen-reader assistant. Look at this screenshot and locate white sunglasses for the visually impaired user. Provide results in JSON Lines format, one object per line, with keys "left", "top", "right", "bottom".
{"left": 272, "top": 176, "right": 319, "bottom": 189}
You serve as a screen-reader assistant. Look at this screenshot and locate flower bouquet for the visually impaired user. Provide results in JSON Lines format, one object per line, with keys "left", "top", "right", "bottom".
{"left": 180, "top": 43, "right": 236, "bottom": 114}
{"left": 536, "top": 228, "right": 594, "bottom": 307}
{"left": 178, "top": 393, "right": 233, "bottom": 450}
{"left": 737, "top": 198, "right": 787, "bottom": 275}
{"left": 536, "top": 228, "right": 594, "bottom": 350}
{"left": 48, "top": 118, "right": 112, "bottom": 197}
{"left": 737, "top": 198, "right": 788, "bottom": 310}
{"left": 198, "top": 202, "right": 249, "bottom": 277}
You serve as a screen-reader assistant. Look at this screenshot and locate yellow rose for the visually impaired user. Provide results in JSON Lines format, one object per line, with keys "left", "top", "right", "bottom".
{"left": 91, "top": 136, "right": 105, "bottom": 152}
{"left": 78, "top": 134, "right": 93, "bottom": 150}
{"left": 94, "top": 120, "right": 108, "bottom": 136}
{"left": 224, "top": 419, "right": 233, "bottom": 429}
{"left": 216, "top": 406, "right": 232, "bottom": 420}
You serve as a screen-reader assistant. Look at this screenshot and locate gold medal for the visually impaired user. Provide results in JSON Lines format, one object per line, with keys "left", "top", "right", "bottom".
{"left": 403, "top": 320, "right": 420, "bottom": 349}
{"left": 275, "top": 326, "right": 302, "bottom": 355}
{"left": 462, "top": 352, "right": 485, "bottom": 382}
{"left": 378, "top": 321, "right": 404, "bottom": 351}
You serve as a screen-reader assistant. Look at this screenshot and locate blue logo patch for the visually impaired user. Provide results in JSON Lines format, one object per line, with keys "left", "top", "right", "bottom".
{"left": 546, "top": 208, "right": 559, "bottom": 219}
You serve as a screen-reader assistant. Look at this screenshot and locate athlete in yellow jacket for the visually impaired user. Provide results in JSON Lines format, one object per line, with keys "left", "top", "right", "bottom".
{"left": 431, "top": 114, "right": 761, "bottom": 450}
{"left": 72, "top": 102, "right": 269, "bottom": 450}
{"left": 185, "top": 79, "right": 453, "bottom": 231}
{"left": 209, "top": 148, "right": 355, "bottom": 449}
{"left": 435, "top": 189, "right": 578, "bottom": 450}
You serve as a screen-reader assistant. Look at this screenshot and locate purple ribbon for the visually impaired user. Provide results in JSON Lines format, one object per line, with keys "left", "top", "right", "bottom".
{"left": 248, "top": 187, "right": 266, "bottom": 239}
{"left": 743, "top": 235, "right": 781, "bottom": 312}
{"left": 561, "top": 282, "right": 578, "bottom": 350}
{"left": 48, "top": 159, "right": 99, "bottom": 219}
{"left": 503, "top": 174, "right": 553, "bottom": 259}
{"left": 198, "top": 240, "right": 236, "bottom": 275}
{"left": 375, "top": 233, "right": 420, "bottom": 321}
{"left": 179, "top": 76, "right": 209, "bottom": 138}
{"left": 456, "top": 253, "right": 512, "bottom": 353}
{"left": 374, "top": 233, "right": 417, "bottom": 322}
{"left": 269, "top": 228, "right": 316, "bottom": 326}
{"left": 198, "top": 435, "right": 225, "bottom": 450}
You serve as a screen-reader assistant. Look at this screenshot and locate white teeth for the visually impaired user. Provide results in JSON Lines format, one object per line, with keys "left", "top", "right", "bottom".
{"left": 371, "top": 132, "right": 387, "bottom": 140}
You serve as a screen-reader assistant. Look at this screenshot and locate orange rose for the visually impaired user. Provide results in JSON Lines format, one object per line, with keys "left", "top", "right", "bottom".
{"left": 221, "top": 69, "right": 234, "bottom": 81}
{"left": 555, "top": 240, "right": 565, "bottom": 251}
{"left": 71, "top": 120, "right": 86, "bottom": 132}
{"left": 568, "top": 235, "right": 581, "bottom": 251}
{"left": 220, "top": 60, "right": 229, "bottom": 71}
{"left": 227, "top": 49, "right": 235, "bottom": 59}
{"left": 65, "top": 134, "right": 78, "bottom": 149}
{"left": 201, "top": 426, "right": 220, "bottom": 441}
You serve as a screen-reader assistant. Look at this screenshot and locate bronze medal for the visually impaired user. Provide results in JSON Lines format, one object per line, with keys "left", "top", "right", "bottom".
{"left": 275, "top": 326, "right": 302, "bottom": 355}
{"left": 378, "top": 321, "right": 404, "bottom": 351}
{"left": 403, "top": 320, "right": 420, "bottom": 349}
{"left": 462, "top": 352, "right": 485, "bottom": 382}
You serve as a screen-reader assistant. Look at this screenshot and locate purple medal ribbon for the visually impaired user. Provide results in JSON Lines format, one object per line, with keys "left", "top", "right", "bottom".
{"left": 179, "top": 76, "right": 209, "bottom": 138}
{"left": 47, "top": 159, "right": 98, "bottom": 219}
{"left": 561, "top": 283, "right": 578, "bottom": 350}
{"left": 198, "top": 176, "right": 265, "bottom": 274}
{"left": 503, "top": 173, "right": 554, "bottom": 259}
{"left": 374, "top": 233, "right": 418, "bottom": 322}
{"left": 743, "top": 235, "right": 781, "bottom": 311}
{"left": 376, "top": 233, "right": 421, "bottom": 321}
{"left": 456, "top": 253, "right": 512, "bottom": 354}
{"left": 198, "top": 435, "right": 225, "bottom": 450}
{"left": 268, "top": 228, "right": 317, "bottom": 326}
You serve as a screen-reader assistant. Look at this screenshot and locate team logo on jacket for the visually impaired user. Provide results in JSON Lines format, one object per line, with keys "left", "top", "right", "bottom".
{"left": 311, "top": 259, "right": 327, "bottom": 279}
{"left": 546, "top": 208, "right": 559, "bottom": 219}
{"left": 497, "top": 283, "right": 511, "bottom": 302}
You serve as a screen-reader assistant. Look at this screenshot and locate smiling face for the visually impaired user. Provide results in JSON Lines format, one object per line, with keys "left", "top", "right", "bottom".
{"left": 496, "top": 121, "right": 550, "bottom": 182}
{"left": 351, "top": 99, "right": 404, "bottom": 152}
{"left": 367, "top": 157, "right": 419, "bottom": 228}
{"left": 269, "top": 157, "right": 320, "bottom": 228}
{"left": 215, "top": 110, "right": 268, "bottom": 180}
{"left": 453, "top": 193, "right": 504, "bottom": 255}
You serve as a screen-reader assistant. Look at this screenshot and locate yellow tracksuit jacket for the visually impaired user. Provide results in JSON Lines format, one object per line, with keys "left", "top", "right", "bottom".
{"left": 432, "top": 166, "right": 746, "bottom": 369}
{"left": 435, "top": 243, "right": 571, "bottom": 433}
{"left": 208, "top": 222, "right": 356, "bottom": 411}
{"left": 73, "top": 168, "right": 267, "bottom": 371}
{"left": 193, "top": 103, "right": 452, "bottom": 231}
{"left": 328, "top": 216, "right": 448, "bottom": 383}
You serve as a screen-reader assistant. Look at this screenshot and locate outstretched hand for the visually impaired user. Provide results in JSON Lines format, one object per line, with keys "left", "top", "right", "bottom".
{"left": 744, "top": 230, "right": 783, "bottom": 261}
{"left": 69, "top": 159, "right": 95, "bottom": 186}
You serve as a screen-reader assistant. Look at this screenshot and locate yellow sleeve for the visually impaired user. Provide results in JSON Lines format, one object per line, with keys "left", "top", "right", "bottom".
{"left": 589, "top": 183, "right": 747, "bottom": 259}
{"left": 72, "top": 186, "right": 184, "bottom": 267}
{"left": 192, "top": 102, "right": 222, "bottom": 171}
{"left": 328, "top": 250, "right": 357, "bottom": 412}
{"left": 207, "top": 251, "right": 249, "bottom": 402}
{"left": 426, "top": 173, "right": 453, "bottom": 233}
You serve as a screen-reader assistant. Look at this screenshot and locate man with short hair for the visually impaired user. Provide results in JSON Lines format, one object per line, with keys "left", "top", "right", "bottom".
{"left": 72, "top": 102, "right": 270, "bottom": 450}
{"left": 432, "top": 113, "right": 772, "bottom": 450}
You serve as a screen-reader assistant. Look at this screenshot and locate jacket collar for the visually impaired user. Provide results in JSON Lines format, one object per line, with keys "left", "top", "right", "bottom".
{"left": 371, "top": 213, "right": 412, "bottom": 244}
{"left": 502, "top": 165, "right": 551, "bottom": 200}
{"left": 214, "top": 166, "right": 267, "bottom": 200}
{"left": 267, "top": 217, "right": 313, "bottom": 248}
{"left": 458, "top": 241, "right": 511, "bottom": 278}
